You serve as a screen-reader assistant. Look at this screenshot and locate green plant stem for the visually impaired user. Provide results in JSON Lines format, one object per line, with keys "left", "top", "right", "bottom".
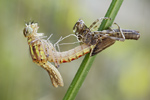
{"left": 98, "top": 0, "right": 124, "bottom": 31}
{"left": 63, "top": 0, "right": 124, "bottom": 100}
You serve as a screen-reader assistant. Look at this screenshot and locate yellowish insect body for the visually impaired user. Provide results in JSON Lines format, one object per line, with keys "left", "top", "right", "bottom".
{"left": 23, "top": 22, "right": 64, "bottom": 87}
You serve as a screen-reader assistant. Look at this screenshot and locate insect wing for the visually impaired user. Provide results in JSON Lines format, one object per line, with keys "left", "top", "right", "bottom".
{"left": 91, "top": 38, "right": 116, "bottom": 56}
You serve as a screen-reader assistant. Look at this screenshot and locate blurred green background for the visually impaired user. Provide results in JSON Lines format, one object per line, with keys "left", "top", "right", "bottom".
{"left": 0, "top": 0, "right": 150, "bottom": 100}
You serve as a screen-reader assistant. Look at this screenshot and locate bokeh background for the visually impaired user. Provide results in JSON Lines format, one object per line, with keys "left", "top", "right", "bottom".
{"left": 0, "top": 0, "right": 149, "bottom": 100}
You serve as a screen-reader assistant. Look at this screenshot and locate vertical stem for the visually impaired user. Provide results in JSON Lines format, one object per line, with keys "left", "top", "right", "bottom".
{"left": 63, "top": 0, "right": 124, "bottom": 100}
{"left": 99, "top": 0, "right": 124, "bottom": 31}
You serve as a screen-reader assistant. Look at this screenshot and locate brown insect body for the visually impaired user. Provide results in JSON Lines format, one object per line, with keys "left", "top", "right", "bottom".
{"left": 111, "top": 29, "right": 140, "bottom": 40}
{"left": 73, "top": 19, "right": 140, "bottom": 56}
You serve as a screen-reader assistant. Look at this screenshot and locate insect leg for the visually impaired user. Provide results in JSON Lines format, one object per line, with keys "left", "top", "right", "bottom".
{"left": 47, "top": 34, "right": 53, "bottom": 41}
{"left": 30, "top": 38, "right": 39, "bottom": 44}
{"left": 89, "top": 17, "right": 111, "bottom": 31}
{"left": 47, "top": 40, "right": 60, "bottom": 68}
{"left": 93, "top": 31, "right": 123, "bottom": 41}
{"left": 54, "top": 34, "right": 82, "bottom": 51}
{"left": 111, "top": 23, "right": 125, "bottom": 41}
{"left": 54, "top": 36, "right": 65, "bottom": 52}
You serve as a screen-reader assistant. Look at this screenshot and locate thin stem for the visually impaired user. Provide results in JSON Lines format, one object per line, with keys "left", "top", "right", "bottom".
{"left": 63, "top": 0, "right": 124, "bottom": 100}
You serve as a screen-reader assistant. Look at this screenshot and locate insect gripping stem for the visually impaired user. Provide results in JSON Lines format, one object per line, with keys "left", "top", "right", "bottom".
{"left": 73, "top": 18, "right": 140, "bottom": 56}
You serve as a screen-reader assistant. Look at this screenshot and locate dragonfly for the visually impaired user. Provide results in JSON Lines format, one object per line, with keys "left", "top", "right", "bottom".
{"left": 73, "top": 17, "right": 140, "bottom": 56}
{"left": 23, "top": 22, "right": 94, "bottom": 87}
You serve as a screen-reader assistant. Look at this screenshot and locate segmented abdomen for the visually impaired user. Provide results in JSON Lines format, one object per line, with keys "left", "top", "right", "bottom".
{"left": 52, "top": 44, "right": 94, "bottom": 64}
{"left": 113, "top": 29, "right": 140, "bottom": 40}
{"left": 28, "top": 37, "right": 93, "bottom": 67}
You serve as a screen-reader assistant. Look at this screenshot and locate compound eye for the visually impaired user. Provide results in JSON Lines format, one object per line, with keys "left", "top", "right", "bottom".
{"left": 73, "top": 22, "right": 78, "bottom": 30}
{"left": 23, "top": 27, "right": 33, "bottom": 37}
{"left": 73, "top": 22, "right": 80, "bottom": 32}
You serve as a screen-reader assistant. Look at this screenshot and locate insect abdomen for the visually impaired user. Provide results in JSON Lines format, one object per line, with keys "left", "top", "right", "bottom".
{"left": 56, "top": 44, "right": 93, "bottom": 64}
{"left": 114, "top": 29, "right": 140, "bottom": 40}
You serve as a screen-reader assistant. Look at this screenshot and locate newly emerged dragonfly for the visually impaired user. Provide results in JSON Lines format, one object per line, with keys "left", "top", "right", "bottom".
{"left": 23, "top": 22, "right": 94, "bottom": 87}
{"left": 23, "top": 22, "right": 64, "bottom": 87}
{"left": 73, "top": 18, "right": 140, "bottom": 56}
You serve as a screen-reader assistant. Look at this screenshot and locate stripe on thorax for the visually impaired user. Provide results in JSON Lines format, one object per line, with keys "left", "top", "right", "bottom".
{"left": 29, "top": 39, "right": 48, "bottom": 64}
